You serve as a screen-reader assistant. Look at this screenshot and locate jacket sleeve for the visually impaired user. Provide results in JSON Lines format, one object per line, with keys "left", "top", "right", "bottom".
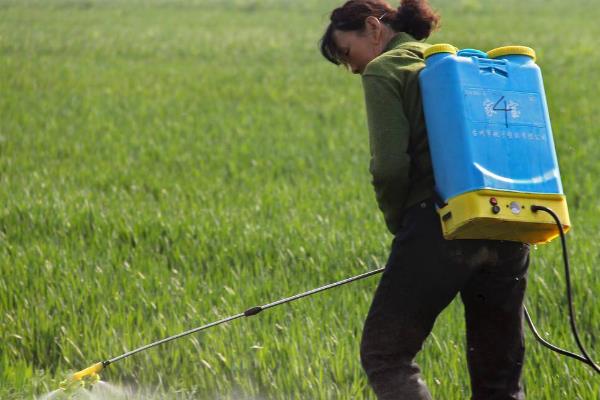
{"left": 361, "top": 74, "right": 411, "bottom": 234}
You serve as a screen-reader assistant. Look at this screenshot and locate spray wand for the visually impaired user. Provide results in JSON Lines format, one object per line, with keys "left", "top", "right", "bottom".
{"left": 60, "top": 267, "right": 385, "bottom": 389}
{"left": 60, "top": 205, "right": 598, "bottom": 390}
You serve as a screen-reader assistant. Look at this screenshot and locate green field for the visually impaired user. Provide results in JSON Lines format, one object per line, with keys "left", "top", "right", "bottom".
{"left": 1, "top": 0, "right": 599, "bottom": 398}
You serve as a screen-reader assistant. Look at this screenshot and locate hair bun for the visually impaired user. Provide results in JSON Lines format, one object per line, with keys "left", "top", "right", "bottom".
{"left": 392, "top": 0, "right": 440, "bottom": 40}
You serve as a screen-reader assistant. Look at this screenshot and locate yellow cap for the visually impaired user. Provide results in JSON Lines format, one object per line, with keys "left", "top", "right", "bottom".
{"left": 487, "top": 46, "right": 536, "bottom": 61}
{"left": 424, "top": 44, "right": 458, "bottom": 59}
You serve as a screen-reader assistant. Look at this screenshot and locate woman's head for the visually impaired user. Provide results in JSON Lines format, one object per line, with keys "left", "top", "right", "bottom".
{"left": 320, "top": 0, "right": 440, "bottom": 74}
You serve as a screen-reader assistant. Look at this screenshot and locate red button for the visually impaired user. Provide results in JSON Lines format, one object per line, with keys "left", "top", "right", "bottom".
{"left": 489, "top": 197, "right": 498, "bottom": 205}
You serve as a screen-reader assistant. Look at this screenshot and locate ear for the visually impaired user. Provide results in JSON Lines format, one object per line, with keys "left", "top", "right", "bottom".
{"left": 364, "top": 15, "right": 382, "bottom": 42}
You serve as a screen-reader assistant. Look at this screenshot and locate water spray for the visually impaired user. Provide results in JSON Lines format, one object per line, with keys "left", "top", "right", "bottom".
{"left": 58, "top": 206, "right": 597, "bottom": 393}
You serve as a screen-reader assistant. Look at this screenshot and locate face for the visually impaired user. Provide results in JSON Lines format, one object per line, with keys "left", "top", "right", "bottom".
{"left": 332, "top": 17, "right": 385, "bottom": 74}
{"left": 333, "top": 30, "right": 379, "bottom": 74}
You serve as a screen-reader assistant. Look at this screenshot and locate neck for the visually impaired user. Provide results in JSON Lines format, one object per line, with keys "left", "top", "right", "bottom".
{"left": 380, "top": 27, "right": 399, "bottom": 53}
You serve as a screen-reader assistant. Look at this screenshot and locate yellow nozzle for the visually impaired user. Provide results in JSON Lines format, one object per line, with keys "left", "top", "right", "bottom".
{"left": 60, "top": 362, "right": 104, "bottom": 391}
{"left": 72, "top": 362, "right": 104, "bottom": 381}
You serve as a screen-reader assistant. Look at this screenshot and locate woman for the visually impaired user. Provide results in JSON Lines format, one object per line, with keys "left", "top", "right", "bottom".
{"left": 320, "top": 1, "right": 530, "bottom": 399}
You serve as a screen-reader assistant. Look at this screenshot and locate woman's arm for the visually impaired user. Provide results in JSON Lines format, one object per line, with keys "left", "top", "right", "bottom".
{"left": 362, "top": 74, "right": 412, "bottom": 234}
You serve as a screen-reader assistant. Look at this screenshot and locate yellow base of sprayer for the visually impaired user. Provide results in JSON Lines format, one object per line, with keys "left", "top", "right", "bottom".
{"left": 437, "top": 190, "right": 570, "bottom": 244}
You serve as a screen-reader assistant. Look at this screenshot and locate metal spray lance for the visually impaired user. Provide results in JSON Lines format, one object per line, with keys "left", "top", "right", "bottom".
{"left": 59, "top": 267, "right": 385, "bottom": 389}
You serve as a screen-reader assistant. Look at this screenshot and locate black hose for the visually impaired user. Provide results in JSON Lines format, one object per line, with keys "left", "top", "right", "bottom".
{"left": 523, "top": 306, "right": 592, "bottom": 365}
{"left": 530, "top": 205, "right": 600, "bottom": 374}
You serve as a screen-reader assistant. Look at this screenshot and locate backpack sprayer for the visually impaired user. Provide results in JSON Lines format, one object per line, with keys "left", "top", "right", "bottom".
{"left": 418, "top": 44, "right": 598, "bottom": 373}
{"left": 59, "top": 44, "right": 598, "bottom": 391}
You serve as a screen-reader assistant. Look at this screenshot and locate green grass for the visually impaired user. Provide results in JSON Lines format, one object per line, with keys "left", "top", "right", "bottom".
{"left": 1, "top": 0, "right": 599, "bottom": 398}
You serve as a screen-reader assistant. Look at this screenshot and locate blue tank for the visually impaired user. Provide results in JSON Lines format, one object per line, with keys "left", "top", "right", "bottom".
{"left": 419, "top": 45, "right": 564, "bottom": 203}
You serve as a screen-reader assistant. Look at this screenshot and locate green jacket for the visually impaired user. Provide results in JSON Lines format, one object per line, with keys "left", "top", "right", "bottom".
{"left": 361, "top": 32, "right": 435, "bottom": 234}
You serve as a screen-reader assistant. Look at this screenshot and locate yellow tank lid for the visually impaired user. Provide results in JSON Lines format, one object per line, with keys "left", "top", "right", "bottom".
{"left": 487, "top": 46, "right": 536, "bottom": 61}
{"left": 424, "top": 44, "right": 458, "bottom": 59}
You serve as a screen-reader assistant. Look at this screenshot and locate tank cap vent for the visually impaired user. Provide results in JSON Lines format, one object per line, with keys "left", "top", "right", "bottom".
{"left": 457, "top": 48, "right": 488, "bottom": 58}
{"left": 487, "top": 46, "right": 536, "bottom": 61}
{"left": 424, "top": 44, "right": 458, "bottom": 59}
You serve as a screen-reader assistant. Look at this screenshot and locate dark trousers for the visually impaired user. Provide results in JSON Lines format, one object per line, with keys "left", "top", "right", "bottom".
{"left": 360, "top": 200, "right": 530, "bottom": 400}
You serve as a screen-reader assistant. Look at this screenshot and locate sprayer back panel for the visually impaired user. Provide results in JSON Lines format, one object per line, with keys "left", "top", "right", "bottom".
{"left": 419, "top": 45, "right": 570, "bottom": 243}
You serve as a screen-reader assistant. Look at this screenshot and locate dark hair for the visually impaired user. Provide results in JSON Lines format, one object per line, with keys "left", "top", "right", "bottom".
{"left": 320, "top": 0, "right": 440, "bottom": 65}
